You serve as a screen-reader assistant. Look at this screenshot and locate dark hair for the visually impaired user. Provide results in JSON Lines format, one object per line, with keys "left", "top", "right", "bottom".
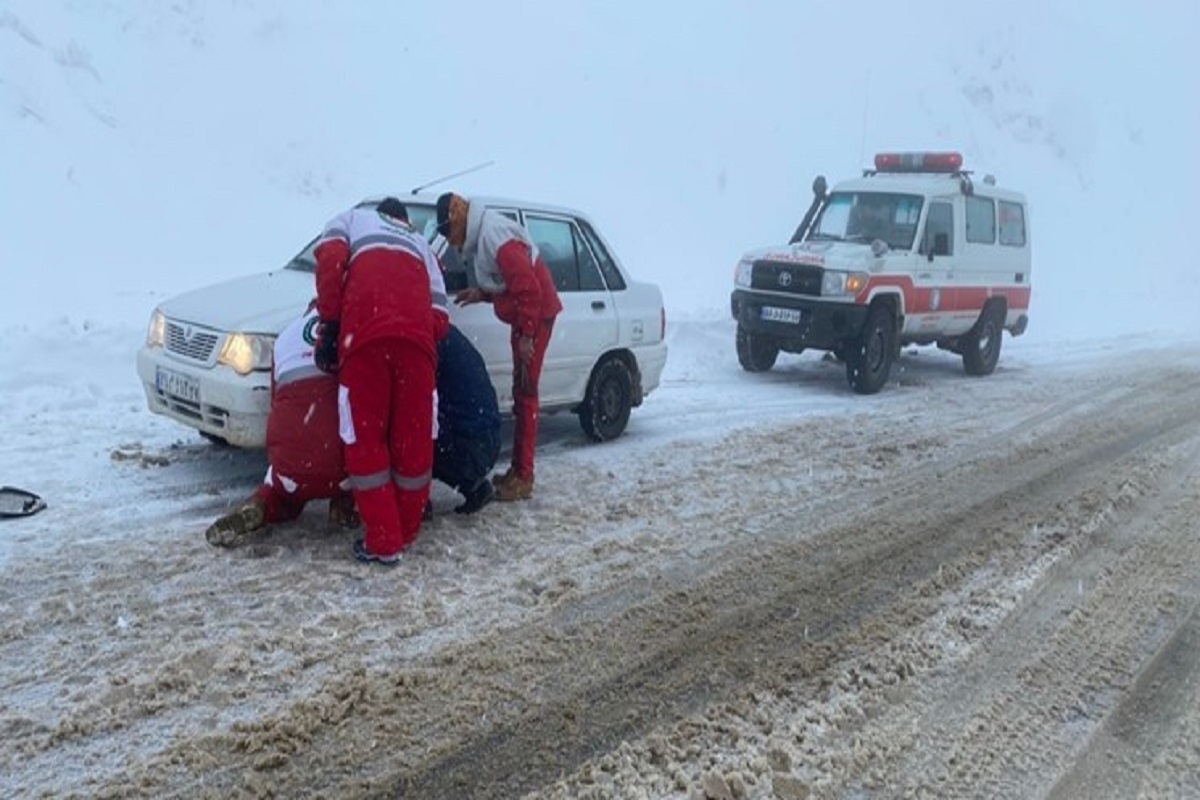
{"left": 435, "top": 192, "right": 454, "bottom": 238}
{"left": 377, "top": 196, "right": 409, "bottom": 222}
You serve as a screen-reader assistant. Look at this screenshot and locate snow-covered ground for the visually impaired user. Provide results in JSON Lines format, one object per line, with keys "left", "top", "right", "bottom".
{"left": 4, "top": 316, "right": 1200, "bottom": 798}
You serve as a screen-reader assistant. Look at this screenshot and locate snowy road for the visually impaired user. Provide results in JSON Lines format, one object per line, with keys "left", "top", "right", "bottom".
{"left": 2, "top": 319, "right": 1199, "bottom": 798}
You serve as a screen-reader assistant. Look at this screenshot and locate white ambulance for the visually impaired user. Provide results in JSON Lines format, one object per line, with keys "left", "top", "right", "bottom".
{"left": 730, "top": 151, "right": 1031, "bottom": 393}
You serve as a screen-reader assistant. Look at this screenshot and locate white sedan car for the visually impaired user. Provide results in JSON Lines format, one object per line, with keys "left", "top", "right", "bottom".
{"left": 136, "top": 193, "right": 669, "bottom": 447}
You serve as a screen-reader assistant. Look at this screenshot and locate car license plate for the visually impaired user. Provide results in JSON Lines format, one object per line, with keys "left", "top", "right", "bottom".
{"left": 155, "top": 366, "right": 200, "bottom": 404}
{"left": 761, "top": 306, "right": 802, "bottom": 324}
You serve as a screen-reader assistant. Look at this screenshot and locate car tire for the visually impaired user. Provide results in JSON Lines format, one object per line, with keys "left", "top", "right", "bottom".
{"left": 846, "top": 305, "right": 895, "bottom": 395}
{"left": 579, "top": 356, "right": 633, "bottom": 442}
{"left": 962, "top": 306, "right": 1003, "bottom": 376}
{"left": 736, "top": 323, "right": 779, "bottom": 372}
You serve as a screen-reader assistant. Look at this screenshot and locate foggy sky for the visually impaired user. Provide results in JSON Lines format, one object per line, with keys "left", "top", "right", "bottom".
{"left": 2, "top": 0, "right": 1197, "bottom": 340}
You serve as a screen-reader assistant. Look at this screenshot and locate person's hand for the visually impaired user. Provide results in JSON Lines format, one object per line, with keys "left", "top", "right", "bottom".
{"left": 515, "top": 334, "right": 535, "bottom": 391}
{"left": 516, "top": 333, "right": 535, "bottom": 365}
{"left": 314, "top": 320, "right": 340, "bottom": 373}
{"left": 454, "top": 287, "right": 485, "bottom": 306}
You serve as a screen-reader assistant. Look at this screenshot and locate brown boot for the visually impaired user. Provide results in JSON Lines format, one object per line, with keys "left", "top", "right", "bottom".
{"left": 205, "top": 500, "right": 266, "bottom": 548}
{"left": 493, "top": 470, "right": 534, "bottom": 501}
{"left": 327, "top": 490, "right": 360, "bottom": 530}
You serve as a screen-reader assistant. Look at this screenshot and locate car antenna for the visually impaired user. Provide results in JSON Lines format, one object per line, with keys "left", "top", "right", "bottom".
{"left": 409, "top": 160, "right": 496, "bottom": 195}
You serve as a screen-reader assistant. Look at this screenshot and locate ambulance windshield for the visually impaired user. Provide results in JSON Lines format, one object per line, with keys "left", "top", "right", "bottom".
{"left": 808, "top": 192, "right": 924, "bottom": 251}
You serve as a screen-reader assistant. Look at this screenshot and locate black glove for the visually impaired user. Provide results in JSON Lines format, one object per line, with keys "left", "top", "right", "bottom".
{"left": 314, "top": 320, "right": 340, "bottom": 373}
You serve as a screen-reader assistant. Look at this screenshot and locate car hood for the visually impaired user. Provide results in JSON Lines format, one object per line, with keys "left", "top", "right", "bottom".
{"left": 157, "top": 269, "right": 315, "bottom": 335}
{"left": 742, "top": 240, "right": 876, "bottom": 270}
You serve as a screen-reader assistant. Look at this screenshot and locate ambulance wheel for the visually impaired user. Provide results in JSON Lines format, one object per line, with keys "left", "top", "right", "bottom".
{"left": 579, "top": 356, "right": 633, "bottom": 442}
{"left": 962, "top": 307, "right": 1003, "bottom": 376}
{"left": 737, "top": 324, "right": 779, "bottom": 372}
{"left": 846, "top": 305, "right": 895, "bottom": 394}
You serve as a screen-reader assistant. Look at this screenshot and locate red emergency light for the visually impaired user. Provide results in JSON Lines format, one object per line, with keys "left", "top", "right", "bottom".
{"left": 874, "top": 151, "right": 964, "bottom": 173}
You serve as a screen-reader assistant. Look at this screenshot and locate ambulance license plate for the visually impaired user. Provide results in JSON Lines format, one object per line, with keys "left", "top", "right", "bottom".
{"left": 761, "top": 306, "right": 802, "bottom": 325}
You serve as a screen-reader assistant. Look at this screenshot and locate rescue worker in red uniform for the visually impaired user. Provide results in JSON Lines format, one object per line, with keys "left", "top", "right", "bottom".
{"left": 436, "top": 192, "right": 563, "bottom": 501}
{"left": 315, "top": 197, "right": 449, "bottom": 565}
{"left": 205, "top": 304, "right": 356, "bottom": 548}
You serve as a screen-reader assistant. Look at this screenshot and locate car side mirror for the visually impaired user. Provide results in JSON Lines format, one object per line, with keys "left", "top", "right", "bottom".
{"left": 922, "top": 231, "right": 950, "bottom": 261}
{"left": 934, "top": 232, "right": 950, "bottom": 256}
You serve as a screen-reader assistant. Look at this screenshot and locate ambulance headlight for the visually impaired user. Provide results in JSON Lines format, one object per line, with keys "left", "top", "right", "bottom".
{"left": 219, "top": 333, "right": 275, "bottom": 375}
{"left": 145, "top": 309, "right": 166, "bottom": 349}
{"left": 734, "top": 258, "right": 753, "bottom": 287}
{"left": 822, "top": 271, "right": 869, "bottom": 297}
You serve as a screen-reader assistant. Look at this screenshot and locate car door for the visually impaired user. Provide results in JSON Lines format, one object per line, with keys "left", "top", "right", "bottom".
{"left": 522, "top": 212, "right": 620, "bottom": 408}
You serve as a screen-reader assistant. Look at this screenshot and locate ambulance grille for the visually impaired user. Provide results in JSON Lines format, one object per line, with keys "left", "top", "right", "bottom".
{"left": 751, "top": 261, "right": 823, "bottom": 297}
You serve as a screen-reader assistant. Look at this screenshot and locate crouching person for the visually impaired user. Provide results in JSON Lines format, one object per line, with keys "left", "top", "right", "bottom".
{"left": 206, "top": 304, "right": 354, "bottom": 548}
{"left": 434, "top": 324, "right": 502, "bottom": 513}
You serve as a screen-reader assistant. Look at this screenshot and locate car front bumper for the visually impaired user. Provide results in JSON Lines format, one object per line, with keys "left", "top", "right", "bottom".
{"left": 136, "top": 346, "right": 271, "bottom": 447}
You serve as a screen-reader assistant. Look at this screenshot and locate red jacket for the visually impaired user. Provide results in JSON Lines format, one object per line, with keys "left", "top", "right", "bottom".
{"left": 314, "top": 206, "right": 450, "bottom": 359}
{"left": 265, "top": 310, "right": 342, "bottom": 494}
{"left": 463, "top": 206, "right": 563, "bottom": 338}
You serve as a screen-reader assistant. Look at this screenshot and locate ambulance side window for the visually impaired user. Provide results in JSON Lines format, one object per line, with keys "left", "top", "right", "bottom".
{"left": 966, "top": 196, "right": 996, "bottom": 244}
{"left": 922, "top": 202, "right": 954, "bottom": 257}
{"left": 998, "top": 200, "right": 1027, "bottom": 247}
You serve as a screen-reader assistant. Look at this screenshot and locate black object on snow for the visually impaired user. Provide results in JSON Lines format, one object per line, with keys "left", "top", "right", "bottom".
{"left": 0, "top": 486, "right": 47, "bottom": 518}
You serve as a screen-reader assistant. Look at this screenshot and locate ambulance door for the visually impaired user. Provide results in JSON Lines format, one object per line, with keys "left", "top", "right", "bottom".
{"left": 915, "top": 199, "right": 957, "bottom": 334}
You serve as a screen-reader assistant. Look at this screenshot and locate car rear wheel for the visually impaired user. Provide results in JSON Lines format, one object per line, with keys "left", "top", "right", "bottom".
{"left": 579, "top": 356, "right": 633, "bottom": 442}
{"left": 736, "top": 323, "right": 779, "bottom": 372}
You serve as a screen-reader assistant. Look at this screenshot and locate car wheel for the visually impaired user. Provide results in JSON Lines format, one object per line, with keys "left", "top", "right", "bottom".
{"left": 579, "top": 357, "right": 633, "bottom": 442}
{"left": 846, "top": 305, "right": 895, "bottom": 394}
{"left": 736, "top": 323, "right": 779, "bottom": 372}
{"left": 962, "top": 306, "right": 1003, "bottom": 376}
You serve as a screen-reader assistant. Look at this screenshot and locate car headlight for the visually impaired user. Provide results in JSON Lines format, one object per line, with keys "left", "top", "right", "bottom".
{"left": 146, "top": 309, "right": 166, "bottom": 348}
{"left": 734, "top": 258, "right": 753, "bottom": 287}
{"left": 821, "top": 271, "right": 869, "bottom": 297}
{"left": 218, "top": 333, "right": 275, "bottom": 375}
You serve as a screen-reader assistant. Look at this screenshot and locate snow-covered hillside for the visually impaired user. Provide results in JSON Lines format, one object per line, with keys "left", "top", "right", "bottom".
{"left": 2, "top": 0, "right": 1197, "bottom": 337}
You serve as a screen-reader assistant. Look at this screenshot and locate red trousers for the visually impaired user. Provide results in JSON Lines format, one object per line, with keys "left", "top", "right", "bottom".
{"left": 338, "top": 338, "right": 435, "bottom": 556}
{"left": 255, "top": 375, "right": 345, "bottom": 524}
{"left": 253, "top": 468, "right": 344, "bottom": 524}
{"left": 510, "top": 317, "right": 555, "bottom": 481}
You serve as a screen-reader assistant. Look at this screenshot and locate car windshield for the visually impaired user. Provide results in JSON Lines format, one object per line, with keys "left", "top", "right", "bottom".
{"left": 808, "top": 191, "right": 924, "bottom": 251}
{"left": 283, "top": 202, "right": 438, "bottom": 272}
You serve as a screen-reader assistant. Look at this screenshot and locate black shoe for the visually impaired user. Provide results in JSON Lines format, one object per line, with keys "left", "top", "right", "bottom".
{"left": 454, "top": 480, "right": 495, "bottom": 514}
{"left": 353, "top": 538, "right": 402, "bottom": 566}
{"left": 422, "top": 500, "right": 433, "bottom": 521}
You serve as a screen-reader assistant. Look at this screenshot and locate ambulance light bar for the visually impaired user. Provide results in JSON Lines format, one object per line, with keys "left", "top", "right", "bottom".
{"left": 874, "top": 152, "right": 964, "bottom": 173}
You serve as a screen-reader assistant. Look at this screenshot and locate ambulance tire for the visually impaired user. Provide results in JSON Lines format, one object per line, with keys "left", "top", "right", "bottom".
{"left": 737, "top": 323, "right": 779, "bottom": 372}
{"left": 962, "top": 306, "right": 1004, "bottom": 376}
{"left": 846, "top": 305, "right": 895, "bottom": 395}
